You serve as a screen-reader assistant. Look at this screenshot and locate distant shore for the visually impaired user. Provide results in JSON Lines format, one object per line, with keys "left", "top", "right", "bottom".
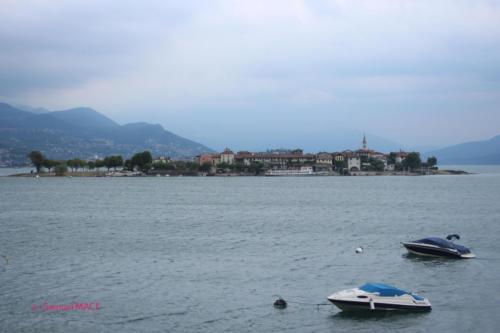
{"left": 8, "top": 169, "right": 471, "bottom": 177}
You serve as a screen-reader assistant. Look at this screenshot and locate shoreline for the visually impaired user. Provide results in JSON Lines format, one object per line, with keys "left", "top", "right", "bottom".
{"left": 7, "top": 169, "right": 471, "bottom": 178}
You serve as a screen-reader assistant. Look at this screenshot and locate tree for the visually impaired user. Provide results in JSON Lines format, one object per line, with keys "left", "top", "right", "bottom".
{"left": 131, "top": 151, "right": 153, "bottom": 172}
{"left": 217, "top": 162, "right": 231, "bottom": 173}
{"left": 66, "top": 159, "right": 77, "bottom": 172}
{"left": 42, "top": 159, "right": 57, "bottom": 173}
{"left": 369, "top": 158, "right": 385, "bottom": 171}
{"left": 124, "top": 159, "right": 133, "bottom": 171}
{"left": 95, "top": 159, "right": 104, "bottom": 170}
{"left": 152, "top": 160, "right": 176, "bottom": 171}
{"left": 427, "top": 156, "right": 437, "bottom": 168}
{"left": 233, "top": 161, "right": 245, "bottom": 172}
{"left": 248, "top": 161, "right": 265, "bottom": 175}
{"left": 185, "top": 161, "right": 199, "bottom": 172}
{"left": 103, "top": 155, "right": 123, "bottom": 171}
{"left": 28, "top": 151, "right": 44, "bottom": 173}
{"left": 103, "top": 157, "right": 111, "bottom": 171}
{"left": 87, "top": 161, "right": 96, "bottom": 170}
{"left": 110, "top": 155, "right": 123, "bottom": 171}
{"left": 199, "top": 162, "right": 212, "bottom": 173}
{"left": 334, "top": 159, "right": 347, "bottom": 171}
{"left": 55, "top": 164, "right": 68, "bottom": 176}
{"left": 76, "top": 159, "right": 87, "bottom": 171}
{"left": 164, "top": 162, "right": 176, "bottom": 171}
{"left": 388, "top": 152, "right": 397, "bottom": 165}
{"left": 403, "top": 152, "right": 421, "bottom": 171}
{"left": 152, "top": 161, "right": 166, "bottom": 170}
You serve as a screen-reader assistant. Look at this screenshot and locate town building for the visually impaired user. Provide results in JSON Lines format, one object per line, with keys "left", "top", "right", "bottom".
{"left": 347, "top": 155, "right": 361, "bottom": 171}
{"left": 153, "top": 156, "right": 170, "bottom": 164}
{"left": 316, "top": 153, "right": 333, "bottom": 165}
{"left": 198, "top": 153, "right": 220, "bottom": 167}
{"left": 234, "top": 151, "right": 316, "bottom": 168}
{"left": 333, "top": 153, "right": 345, "bottom": 162}
{"left": 220, "top": 148, "right": 235, "bottom": 164}
{"left": 195, "top": 135, "right": 415, "bottom": 174}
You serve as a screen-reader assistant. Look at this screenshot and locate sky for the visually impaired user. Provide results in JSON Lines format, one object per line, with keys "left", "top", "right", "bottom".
{"left": 1, "top": 0, "right": 499, "bottom": 151}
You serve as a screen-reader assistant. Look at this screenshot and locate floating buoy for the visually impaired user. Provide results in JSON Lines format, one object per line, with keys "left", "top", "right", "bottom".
{"left": 355, "top": 247, "right": 363, "bottom": 254}
{"left": 273, "top": 297, "right": 287, "bottom": 309}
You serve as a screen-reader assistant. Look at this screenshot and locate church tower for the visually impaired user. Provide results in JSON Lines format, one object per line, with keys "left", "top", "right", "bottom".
{"left": 362, "top": 134, "right": 367, "bottom": 150}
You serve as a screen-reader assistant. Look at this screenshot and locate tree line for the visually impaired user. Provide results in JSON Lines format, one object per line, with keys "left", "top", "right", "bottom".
{"left": 387, "top": 152, "right": 437, "bottom": 172}
{"left": 28, "top": 150, "right": 154, "bottom": 175}
{"left": 27, "top": 150, "right": 224, "bottom": 175}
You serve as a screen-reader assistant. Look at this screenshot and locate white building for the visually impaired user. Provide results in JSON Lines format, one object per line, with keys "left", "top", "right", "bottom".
{"left": 347, "top": 156, "right": 361, "bottom": 171}
{"left": 153, "top": 156, "right": 170, "bottom": 164}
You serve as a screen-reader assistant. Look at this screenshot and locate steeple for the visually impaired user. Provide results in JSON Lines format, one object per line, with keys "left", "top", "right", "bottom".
{"left": 362, "top": 133, "right": 367, "bottom": 150}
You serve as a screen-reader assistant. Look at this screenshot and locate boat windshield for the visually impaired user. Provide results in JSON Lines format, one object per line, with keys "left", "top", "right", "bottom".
{"left": 359, "top": 283, "right": 408, "bottom": 297}
{"left": 416, "top": 237, "right": 471, "bottom": 254}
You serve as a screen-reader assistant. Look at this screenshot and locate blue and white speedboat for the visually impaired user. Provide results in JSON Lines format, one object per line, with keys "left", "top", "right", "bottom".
{"left": 402, "top": 235, "right": 475, "bottom": 259}
{"left": 327, "top": 283, "right": 431, "bottom": 311}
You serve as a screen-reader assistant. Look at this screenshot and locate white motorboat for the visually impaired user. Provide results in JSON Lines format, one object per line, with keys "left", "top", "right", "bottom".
{"left": 327, "top": 283, "right": 431, "bottom": 311}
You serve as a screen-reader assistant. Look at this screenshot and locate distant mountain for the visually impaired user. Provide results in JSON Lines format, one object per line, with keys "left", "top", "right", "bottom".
{"left": 0, "top": 102, "right": 213, "bottom": 166}
{"left": 426, "top": 135, "right": 500, "bottom": 165}
{"left": 11, "top": 104, "right": 51, "bottom": 114}
{"left": 224, "top": 128, "right": 404, "bottom": 153}
{"left": 51, "top": 107, "right": 119, "bottom": 129}
{"left": 307, "top": 128, "right": 403, "bottom": 153}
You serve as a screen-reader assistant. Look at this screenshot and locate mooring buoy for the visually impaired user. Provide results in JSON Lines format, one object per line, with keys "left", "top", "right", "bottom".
{"left": 273, "top": 297, "right": 287, "bottom": 309}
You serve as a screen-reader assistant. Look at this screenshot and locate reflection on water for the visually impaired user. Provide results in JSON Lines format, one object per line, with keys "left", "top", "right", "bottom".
{"left": 331, "top": 309, "right": 431, "bottom": 321}
{"left": 401, "top": 252, "right": 456, "bottom": 265}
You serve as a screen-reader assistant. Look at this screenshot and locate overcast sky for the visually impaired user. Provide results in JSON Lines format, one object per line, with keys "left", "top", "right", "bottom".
{"left": 1, "top": 0, "right": 499, "bottom": 151}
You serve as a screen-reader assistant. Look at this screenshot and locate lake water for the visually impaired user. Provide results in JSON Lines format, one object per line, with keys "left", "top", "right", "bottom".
{"left": 1, "top": 170, "right": 500, "bottom": 332}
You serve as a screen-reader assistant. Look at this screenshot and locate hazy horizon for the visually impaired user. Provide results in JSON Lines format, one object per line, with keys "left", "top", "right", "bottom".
{"left": 1, "top": 1, "right": 499, "bottom": 151}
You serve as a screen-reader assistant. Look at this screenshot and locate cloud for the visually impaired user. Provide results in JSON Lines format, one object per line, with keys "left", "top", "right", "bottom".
{"left": 1, "top": 0, "right": 500, "bottom": 148}
{"left": 0, "top": 0, "right": 203, "bottom": 93}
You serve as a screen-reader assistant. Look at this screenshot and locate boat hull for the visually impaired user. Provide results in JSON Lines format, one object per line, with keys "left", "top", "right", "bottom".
{"left": 327, "top": 285, "right": 432, "bottom": 312}
{"left": 402, "top": 242, "right": 474, "bottom": 259}
{"left": 328, "top": 299, "right": 431, "bottom": 311}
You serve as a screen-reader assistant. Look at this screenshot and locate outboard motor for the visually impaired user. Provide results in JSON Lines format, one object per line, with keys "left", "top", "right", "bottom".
{"left": 446, "top": 234, "right": 460, "bottom": 241}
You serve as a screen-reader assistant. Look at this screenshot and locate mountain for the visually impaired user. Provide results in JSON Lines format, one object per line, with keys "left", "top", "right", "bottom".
{"left": 51, "top": 107, "right": 119, "bottom": 129}
{"left": 11, "top": 104, "right": 51, "bottom": 114}
{"left": 210, "top": 127, "right": 403, "bottom": 153}
{"left": 426, "top": 135, "right": 500, "bottom": 165}
{"left": 0, "top": 103, "right": 213, "bottom": 166}
{"left": 298, "top": 128, "right": 403, "bottom": 153}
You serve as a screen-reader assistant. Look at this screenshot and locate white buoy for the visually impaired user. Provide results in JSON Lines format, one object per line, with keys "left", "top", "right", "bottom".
{"left": 355, "top": 247, "right": 363, "bottom": 254}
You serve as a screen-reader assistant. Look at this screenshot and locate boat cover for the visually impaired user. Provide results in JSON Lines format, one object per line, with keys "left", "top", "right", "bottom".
{"left": 359, "top": 283, "right": 408, "bottom": 297}
{"left": 416, "top": 237, "right": 471, "bottom": 254}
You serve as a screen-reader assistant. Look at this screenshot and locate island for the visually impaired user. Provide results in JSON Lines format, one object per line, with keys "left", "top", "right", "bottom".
{"left": 9, "top": 135, "right": 470, "bottom": 177}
